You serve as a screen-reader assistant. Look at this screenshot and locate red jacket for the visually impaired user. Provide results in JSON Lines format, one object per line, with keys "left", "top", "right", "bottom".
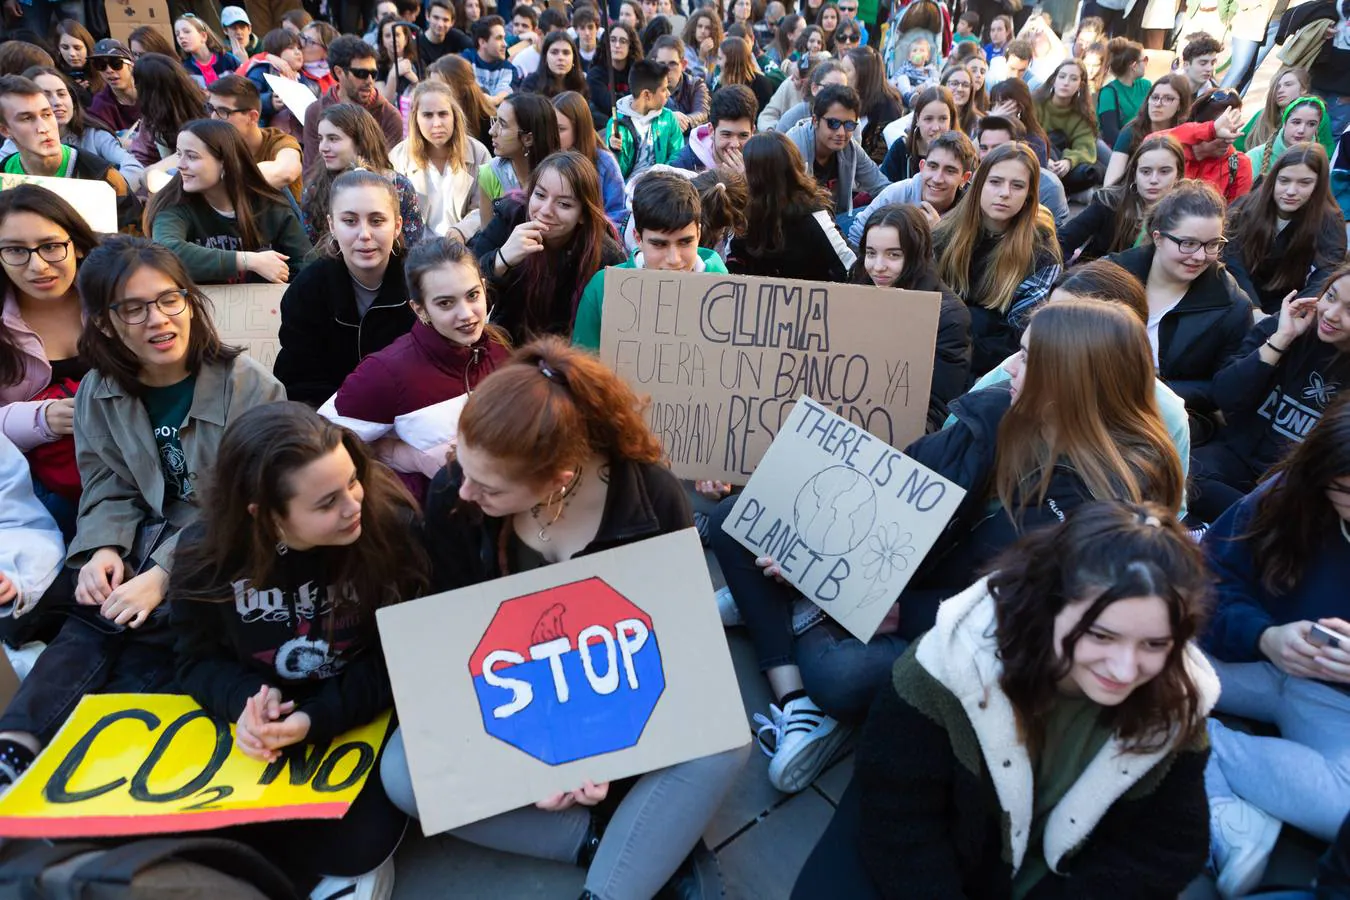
{"left": 1162, "top": 121, "right": 1254, "bottom": 204}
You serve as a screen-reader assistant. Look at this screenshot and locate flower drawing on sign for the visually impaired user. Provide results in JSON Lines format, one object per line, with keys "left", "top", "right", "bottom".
{"left": 861, "top": 523, "right": 914, "bottom": 583}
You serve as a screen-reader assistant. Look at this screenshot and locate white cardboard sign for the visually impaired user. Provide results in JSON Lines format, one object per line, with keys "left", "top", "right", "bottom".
{"left": 202, "top": 284, "right": 285, "bottom": 371}
{"left": 721, "top": 396, "right": 966, "bottom": 642}
{"left": 0, "top": 174, "right": 117, "bottom": 234}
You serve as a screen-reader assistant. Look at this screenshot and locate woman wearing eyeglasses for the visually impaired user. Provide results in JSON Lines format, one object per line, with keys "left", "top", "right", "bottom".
{"left": 0, "top": 236, "right": 283, "bottom": 795}
{"left": 586, "top": 21, "right": 644, "bottom": 128}
{"left": 145, "top": 120, "right": 309, "bottom": 287}
{"left": 728, "top": 132, "right": 857, "bottom": 282}
{"left": 1107, "top": 179, "right": 1254, "bottom": 422}
{"left": 1103, "top": 73, "right": 1192, "bottom": 187}
{"left": 299, "top": 22, "right": 339, "bottom": 95}
{"left": 0, "top": 186, "right": 100, "bottom": 536}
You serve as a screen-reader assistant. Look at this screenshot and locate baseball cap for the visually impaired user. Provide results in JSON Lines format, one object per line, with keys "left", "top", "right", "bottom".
{"left": 220, "top": 6, "right": 252, "bottom": 26}
{"left": 90, "top": 38, "right": 134, "bottom": 62}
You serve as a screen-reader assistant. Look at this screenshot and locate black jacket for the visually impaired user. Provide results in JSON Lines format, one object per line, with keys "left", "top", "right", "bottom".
{"left": 474, "top": 197, "right": 627, "bottom": 342}
{"left": 1109, "top": 245, "right": 1254, "bottom": 412}
{"left": 1057, "top": 192, "right": 1137, "bottom": 262}
{"left": 168, "top": 518, "right": 418, "bottom": 744}
{"left": 273, "top": 253, "right": 416, "bottom": 406}
{"left": 891, "top": 387, "right": 1099, "bottom": 638}
{"left": 911, "top": 269, "right": 973, "bottom": 432}
{"left": 422, "top": 456, "right": 691, "bottom": 590}
{"left": 728, "top": 208, "right": 856, "bottom": 284}
{"left": 1222, "top": 200, "right": 1347, "bottom": 314}
{"left": 1209, "top": 315, "right": 1350, "bottom": 474}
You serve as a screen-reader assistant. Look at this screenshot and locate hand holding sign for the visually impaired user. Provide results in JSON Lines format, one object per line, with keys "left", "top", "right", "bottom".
{"left": 722, "top": 397, "right": 965, "bottom": 643}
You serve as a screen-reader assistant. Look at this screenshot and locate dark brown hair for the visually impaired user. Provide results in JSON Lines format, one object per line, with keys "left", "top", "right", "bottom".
{"left": 404, "top": 234, "right": 510, "bottom": 348}
{"left": 1120, "top": 74, "right": 1192, "bottom": 158}
{"left": 54, "top": 19, "right": 103, "bottom": 94}
{"left": 989, "top": 501, "right": 1211, "bottom": 756}
{"left": 144, "top": 119, "right": 292, "bottom": 249}
{"left": 0, "top": 185, "right": 100, "bottom": 386}
{"left": 1098, "top": 134, "right": 1186, "bottom": 256}
{"left": 1246, "top": 324, "right": 1350, "bottom": 593}
{"left": 851, "top": 203, "right": 936, "bottom": 288}
{"left": 132, "top": 52, "right": 206, "bottom": 152}
{"left": 76, "top": 236, "right": 241, "bottom": 394}
{"left": 1228, "top": 142, "right": 1342, "bottom": 297}
{"left": 128, "top": 25, "right": 178, "bottom": 58}
{"left": 741, "top": 131, "right": 831, "bottom": 256}
{"left": 459, "top": 336, "right": 664, "bottom": 485}
{"left": 171, "top": 401, "right": 429, "bottom": 616}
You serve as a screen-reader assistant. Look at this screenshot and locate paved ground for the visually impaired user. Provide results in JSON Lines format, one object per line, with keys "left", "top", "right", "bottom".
{"left": 391, "top": 46, "right": 1322, "bottom": 900}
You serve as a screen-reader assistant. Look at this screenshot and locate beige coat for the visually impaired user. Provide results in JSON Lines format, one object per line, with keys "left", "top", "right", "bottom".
{"left": 67, "top": 354, "right": 284, "bottom": 573}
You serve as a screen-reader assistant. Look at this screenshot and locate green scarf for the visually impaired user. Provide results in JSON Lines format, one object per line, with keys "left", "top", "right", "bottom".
{"left": 1258, "top": 95, "right": 1335, "bottom": 177}
{"left": 3, "top": 144, "right": 72, "bottom": 178}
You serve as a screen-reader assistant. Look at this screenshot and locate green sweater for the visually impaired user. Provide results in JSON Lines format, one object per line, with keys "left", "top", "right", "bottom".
{"left": 1096, "top": 77, "right": 1151, "bottom": 136}
{"left": 150, "top": 195, "right": 313, "bottom": 284}
{"left": 1037, "top": 99, "right": 1099, "bottom": 168}
{"left": 572, "top": 247, "right": 729, "bottom": 351}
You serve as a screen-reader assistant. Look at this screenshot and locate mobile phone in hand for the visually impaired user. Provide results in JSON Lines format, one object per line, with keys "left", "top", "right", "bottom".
{"left": 1309, "top": 623, "right": 1343, "bottom": 650}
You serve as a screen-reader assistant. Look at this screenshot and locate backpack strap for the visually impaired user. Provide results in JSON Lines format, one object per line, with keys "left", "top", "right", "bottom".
{"left": 0, "top": 841, "right": 101, "bottom": 900}
{"left": 69, "top": 838, "right": 298, "bottom": 900}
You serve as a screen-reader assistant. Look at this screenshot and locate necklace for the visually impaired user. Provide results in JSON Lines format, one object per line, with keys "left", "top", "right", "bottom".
{"left": 530, "top": 466, "right": 585, "bottom": 542}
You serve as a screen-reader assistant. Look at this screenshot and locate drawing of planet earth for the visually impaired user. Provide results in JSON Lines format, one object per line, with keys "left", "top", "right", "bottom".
{"left": 793, "top": 465, "right": 877, "bottom": 556}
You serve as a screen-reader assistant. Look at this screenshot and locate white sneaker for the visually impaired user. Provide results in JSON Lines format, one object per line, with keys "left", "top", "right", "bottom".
{"left": 753, "top": 696, "right": 852, "bottom": 794}
{"left": 1211, "top": 795, "right": 1281, "bottom": 899}
{"left": 310, "top": 855, "right": 396, "bottom": 900}
{"left": 715, "top": 586, "right": 743, "bottom": 627}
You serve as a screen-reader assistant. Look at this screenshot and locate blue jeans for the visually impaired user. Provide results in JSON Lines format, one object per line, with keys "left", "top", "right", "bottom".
{"left": 1204, "top": 658, "right": 1350, "bottom": 843}
{"left": 1325, "top": 95, "right": 1350, "bottom": 144}
{"left": 707, "top": 495, "right": 909, "bottom": 722}
{"left": 380, "top": 728, "right": 748, "bottom": 898}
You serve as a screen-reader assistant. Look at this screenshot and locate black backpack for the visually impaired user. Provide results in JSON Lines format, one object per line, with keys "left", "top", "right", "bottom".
{"left": 0, "top": 837, "right": 300, "bottom": 900}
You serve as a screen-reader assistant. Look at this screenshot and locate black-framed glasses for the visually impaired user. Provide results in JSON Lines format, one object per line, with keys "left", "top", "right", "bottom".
{"left": 206, "top": 103, "right": 247, "bottom": 118}
{"left": 822, "top": 117, "right": 858, "bottom": 132}
{"left": 0, "top": 240, "right": 71, "bottom": 267}
{"left": 490, "top": 116, "right": 517, "bottom": 131}
{"left": 346, "top": 66, "right": 379, "bottom": 80}
{"left": 109, "top": 289, "right": 191, "bottom": 325}
{"left": 93, "top": 57, "right": 126, "bottom": 71}
{"left": 1159, "top": 232, "right": 1227, "bottom": 256}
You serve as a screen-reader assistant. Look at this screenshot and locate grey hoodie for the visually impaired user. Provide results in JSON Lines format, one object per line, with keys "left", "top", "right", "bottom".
{"left": 785, "top": 120, "right": 891, "bottom": 215}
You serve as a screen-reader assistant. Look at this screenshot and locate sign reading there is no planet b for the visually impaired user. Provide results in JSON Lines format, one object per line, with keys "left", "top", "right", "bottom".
{"left": 722, "top": 396, "right": 965, "bottom": 642}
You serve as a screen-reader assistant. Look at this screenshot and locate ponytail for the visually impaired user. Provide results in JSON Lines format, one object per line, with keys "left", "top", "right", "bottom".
{"left": 458, "top": 336, "right": 664, "bottom": 485}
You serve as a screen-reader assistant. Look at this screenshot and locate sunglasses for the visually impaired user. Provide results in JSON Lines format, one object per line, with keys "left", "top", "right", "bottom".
{"left": 346, "top": 66, "right": 379, "bottom": 80}
{"left": 93, "top": 57, "right": 126, "bottom": 71}
{"left": 836, "top": 33, "right": 860, "bottom": 44}
{"left": 822, "top": 117, "right": 858, "bottom": 132}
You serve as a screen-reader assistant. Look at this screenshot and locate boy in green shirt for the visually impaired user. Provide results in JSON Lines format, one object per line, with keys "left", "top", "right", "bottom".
{"left": 608, "top": 60, "right": 685, "bottom": 180}
{"left": 573, "top": 171, "right": 728, "bottom": 351}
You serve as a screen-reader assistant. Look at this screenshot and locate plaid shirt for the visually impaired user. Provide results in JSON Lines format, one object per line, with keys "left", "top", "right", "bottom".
{"left": 1007, "top": 263, "right": 1062, "bottom": 330}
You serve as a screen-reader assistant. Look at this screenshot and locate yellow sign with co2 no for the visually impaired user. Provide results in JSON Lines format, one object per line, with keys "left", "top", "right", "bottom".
{"left": 0, "top": 694, "right": 392, "bottom": 837}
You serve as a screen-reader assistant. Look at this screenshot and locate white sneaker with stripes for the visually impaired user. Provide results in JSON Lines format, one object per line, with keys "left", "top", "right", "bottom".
{"left": 753, "top": 695, "right": 853, "bottom": 794}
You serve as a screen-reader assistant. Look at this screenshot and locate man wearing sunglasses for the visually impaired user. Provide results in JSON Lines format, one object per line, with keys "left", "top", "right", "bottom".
{"left": 86, "top": 40, "right": 141, "bottom": 140}
{"left": 0, "top": 76, "right": 143, "bottom": 234}
{"left": 300, "top": 35, "right": 404, "bottom": 172}
{"left": 786, "top": 83, "right": 890, "bottom": 224}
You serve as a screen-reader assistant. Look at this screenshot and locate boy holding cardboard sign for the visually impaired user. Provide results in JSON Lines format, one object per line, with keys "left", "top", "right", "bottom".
{"left": 571, "top": 170, "right": 728, "bottom": 352}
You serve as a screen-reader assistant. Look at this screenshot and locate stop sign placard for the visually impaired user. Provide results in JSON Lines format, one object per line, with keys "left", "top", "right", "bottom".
{"left": 468, "top": 577, "right": 666, "bottom": 765}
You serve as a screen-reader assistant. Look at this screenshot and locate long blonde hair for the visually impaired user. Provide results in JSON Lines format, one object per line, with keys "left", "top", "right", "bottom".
{"left": 993, "top": 300, "right": 1184, "bottom": 516}
{"left": 407, "top": 80, "right": 470, "bottom": 172}
{"left": 1247, "top": 65, "right": 1310, "bottom": 151}
{"left": 934, "top": 142, "right": 1059, "bottom": 313}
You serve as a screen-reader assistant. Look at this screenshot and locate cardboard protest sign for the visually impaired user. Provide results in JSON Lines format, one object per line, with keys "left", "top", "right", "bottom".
{"left": 377, "top": 528, "right": 750, "bottom": 835}
{"left": 722, "top": 396, "right": 965, "bottom": 642}
{"left": 0, "top": 174, "right": 117, "bottom": 234}
{"left": 104, "top": 0, "right": 172, "bottom": 45}
{"left": 599, "top": 268, "right": 941, "bottom": 484}
{"left": 0, "top": 694, "right": 391, "bottom": 838}
{"left": 204, "top": 284, "right": 285, "bottom": 370}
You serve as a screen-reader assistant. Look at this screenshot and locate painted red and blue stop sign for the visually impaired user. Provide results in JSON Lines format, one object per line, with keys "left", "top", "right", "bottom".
{"left": 468, "top": 577, "right": 665, "bottom": 765}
